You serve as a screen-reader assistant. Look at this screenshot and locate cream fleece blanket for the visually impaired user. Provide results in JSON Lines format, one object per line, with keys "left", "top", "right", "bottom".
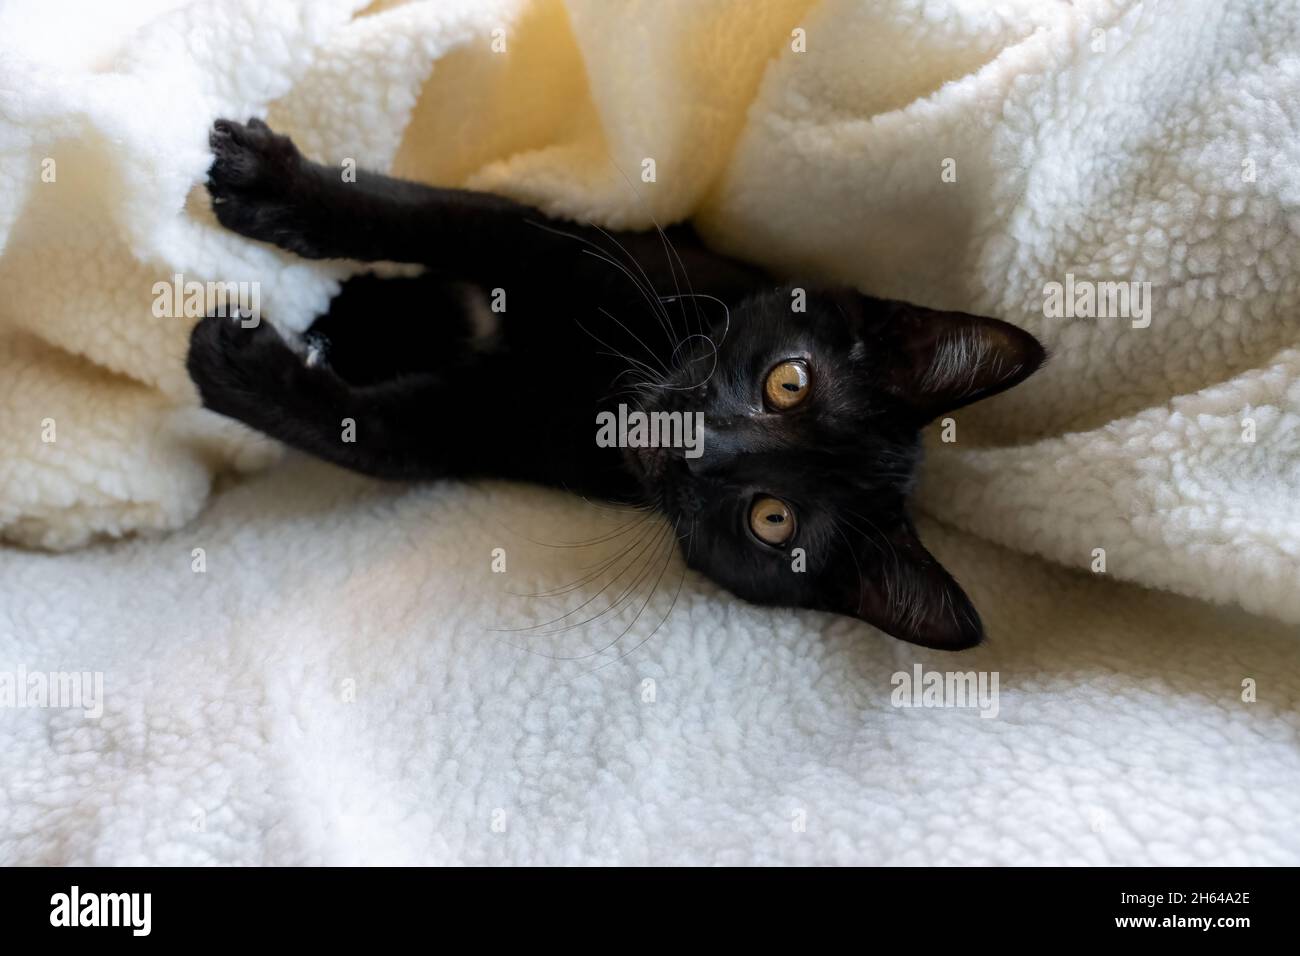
{"left": 2, "top": 0, "right": 1299, "bottom": 865}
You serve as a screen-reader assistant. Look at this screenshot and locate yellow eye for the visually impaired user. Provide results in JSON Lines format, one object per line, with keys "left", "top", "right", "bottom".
{"left": 749, "top": 496, "right": 796, "bottom": 546}
{"left": 764, "top": 359, "right": 810, "bottom": 409}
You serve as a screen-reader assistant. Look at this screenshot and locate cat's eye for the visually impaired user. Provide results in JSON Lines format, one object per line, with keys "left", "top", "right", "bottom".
{"left": 764, "top": 359, "right": 810, "bottom": 410}
{"left": 749, "top": 496, "right": 796, "bottom": 546}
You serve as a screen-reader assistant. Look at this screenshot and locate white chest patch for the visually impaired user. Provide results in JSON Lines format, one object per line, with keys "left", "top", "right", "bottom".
{"left": 461, "top": 285, "right": 501, "bottom": 349}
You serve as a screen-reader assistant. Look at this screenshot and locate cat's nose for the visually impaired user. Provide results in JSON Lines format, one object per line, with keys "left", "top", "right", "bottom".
{"left": 684, "top": 420, "right": 740, "bottom": 476}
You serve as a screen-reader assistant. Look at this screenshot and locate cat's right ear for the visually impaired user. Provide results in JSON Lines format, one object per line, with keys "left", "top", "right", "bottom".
{"left": 857, "top": 297, "right": 1046, "bottom": 422}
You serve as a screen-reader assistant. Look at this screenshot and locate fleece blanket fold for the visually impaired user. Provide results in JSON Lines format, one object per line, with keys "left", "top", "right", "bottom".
{"left": 1, "top": 0, "right": 1299, "bottom": 865}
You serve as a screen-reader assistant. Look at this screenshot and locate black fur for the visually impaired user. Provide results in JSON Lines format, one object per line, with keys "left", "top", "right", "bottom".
{"left": 189, "top": 118, "right": 1046, "bottom": 650}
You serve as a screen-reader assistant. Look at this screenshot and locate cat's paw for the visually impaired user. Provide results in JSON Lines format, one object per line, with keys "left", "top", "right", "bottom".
{"left": 207, "top": 118, "right": 314, "bottom": 250}
{"left": 186, "top": 314, "right": 305, "bottom": 418}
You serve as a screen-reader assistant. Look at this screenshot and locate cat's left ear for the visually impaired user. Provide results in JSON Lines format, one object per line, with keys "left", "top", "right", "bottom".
{"left": 829, "top": 512, "right": 984, "bottom": 650}
{"left": 861, "top": 297, "right": 1046, "bottom": 422}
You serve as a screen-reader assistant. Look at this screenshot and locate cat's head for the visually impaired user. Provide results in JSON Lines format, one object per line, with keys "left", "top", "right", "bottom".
{"left": 624, "top": 287, "right": 1045, "bottom": 650}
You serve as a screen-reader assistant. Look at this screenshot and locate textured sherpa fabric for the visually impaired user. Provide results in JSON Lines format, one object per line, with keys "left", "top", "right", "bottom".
{"left": 1, "top": 454, "right": 1298, "bottom": 865}
{"left": 1, "top": 0, "right": 1299, "bottom": 864}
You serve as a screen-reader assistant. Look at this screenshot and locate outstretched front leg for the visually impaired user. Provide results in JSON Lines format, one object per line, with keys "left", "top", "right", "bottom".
{"left": 187, "top": 314, "right": 453, "bottom": 481}
{"left": 205, "top": 119, "right": 766, "bottom": 304}
{"left": 206, "top": 118, "right": 584, "bottom": 281}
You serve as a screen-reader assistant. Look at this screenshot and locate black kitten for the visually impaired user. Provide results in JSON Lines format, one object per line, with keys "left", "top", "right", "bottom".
{"left": 188, "top": 118, "right": 1045, "bottom": 650}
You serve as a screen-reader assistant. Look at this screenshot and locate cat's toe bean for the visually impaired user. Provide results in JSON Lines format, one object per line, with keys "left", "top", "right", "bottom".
{"left": 207, "top": 118, "right": 300, "bottom": 193}
{"left": 205, "top": 119, "right": 318, "bottom": 248}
